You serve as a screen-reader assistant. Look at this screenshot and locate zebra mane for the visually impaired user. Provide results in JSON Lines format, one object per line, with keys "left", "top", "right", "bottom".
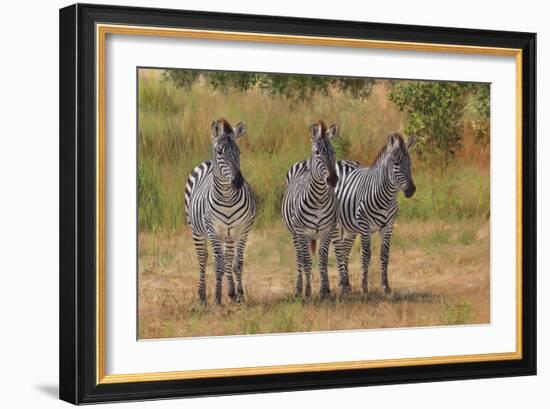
{"left": 371, "top": 133, "right": 405, "bottom": 166}
{"left": 217, "top": 118, "right": 234, "bottom": 134}
{"left": 313, "top": 120, "right": 327, "bottom": 135}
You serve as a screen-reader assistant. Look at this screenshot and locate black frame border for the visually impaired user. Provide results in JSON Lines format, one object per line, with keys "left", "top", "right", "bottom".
{"left": 59, "top": 3, "right": 536, "bottom": 404}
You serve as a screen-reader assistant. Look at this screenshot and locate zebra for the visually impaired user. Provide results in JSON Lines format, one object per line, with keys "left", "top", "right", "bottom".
{"left": 282, "top": 121, "right": 340, "bottom": 299}
{"left": 333, "top": 132, "right": 416, "bottom": 296}
{"left": 184, "top": 119, "right": 256, "bottom": 305}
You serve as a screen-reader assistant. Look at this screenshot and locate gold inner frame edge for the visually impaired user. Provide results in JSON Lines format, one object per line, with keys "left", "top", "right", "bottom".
{"left": 95, "top": 23, "right": 523, "bottom": 385}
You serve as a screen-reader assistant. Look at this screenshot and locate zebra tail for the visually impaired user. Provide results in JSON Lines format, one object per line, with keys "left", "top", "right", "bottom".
{"left": 310, "top": 239, "right": 316, "bottom": 254}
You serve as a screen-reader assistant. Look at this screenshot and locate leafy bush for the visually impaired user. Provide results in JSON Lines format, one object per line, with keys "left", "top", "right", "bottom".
{"left": 333, "top": 132, "right": 352, "bottom": 157}
{"left": 388, "top": 81, "right": 490, "bottom": 163}
{"left": 388, "top": 81, "right": 468, "bottom": 161}
{"left": 468, "top": 83, "right": 490, "bottom": 145}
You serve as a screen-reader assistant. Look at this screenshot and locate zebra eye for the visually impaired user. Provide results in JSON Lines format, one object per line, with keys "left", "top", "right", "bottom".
{"left": 314, "top": 149, "right": 320, "bottom": 155}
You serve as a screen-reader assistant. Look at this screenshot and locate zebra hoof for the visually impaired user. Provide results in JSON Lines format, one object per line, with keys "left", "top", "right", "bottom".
{"left": 383, "top": 286, "right": 392, "bottom": 295}
{"left": 236, "top": 287, "right": 245, "bottom": 302}
{"left": 340, "top": 283, "right": 351, "bottom": 294}
{"left": 319, "top": 291, "right": 331, "bottom": 301}
{"left": 302, "top": 297, "right": 313, "bottom": 306}
{"left": 339, "top": 289, "right": 350, "bottom": 301}
{"left": 198, "top": 290, "right": 207, "bottom": 305}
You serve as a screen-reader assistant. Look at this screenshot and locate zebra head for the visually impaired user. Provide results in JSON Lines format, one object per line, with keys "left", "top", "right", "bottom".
{"left": 210, "top": 118, "right": 246, "bottom": 189}
{"left": 386, "top": 132, "right": 417, "bottom": 198}
{"left": 309, "top": 121, "right": 339, "bottom": 188}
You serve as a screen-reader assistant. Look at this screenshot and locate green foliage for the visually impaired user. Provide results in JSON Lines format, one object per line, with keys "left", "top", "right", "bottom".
{"left": 162, "top": 70, "right": 199, "bottom": 90}
{"left": 208, "top": 72, "right": 261, "bottom": 93}
{"left": 388, "top": 81, "right": 469, "bottom": 161}
{"left": 164, "top": 70, "right": 375, "bottom": 103}
{"left": 259, "top": 74, "right": 331, "bottom": 101}
{"left": 470, "top": 83, "right": 490, "bottom": 119}
{"left": 468, "top": 83, "right": 490, "bottom": 145}
{"left": 333, "top": 77, "right": 375, "bottom": 100}
{"left": 332, "top": 132, "right": 352, "bottom": 157}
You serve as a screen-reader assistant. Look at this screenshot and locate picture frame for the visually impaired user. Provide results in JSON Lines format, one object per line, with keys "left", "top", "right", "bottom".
{"left": 59, "top": 3, "right": 536, "bottom": 404}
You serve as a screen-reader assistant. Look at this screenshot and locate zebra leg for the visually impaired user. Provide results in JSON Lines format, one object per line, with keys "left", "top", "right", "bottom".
{"left": 333, "top": 230, "right": 356, "bottom": 296}
{"left": 233, "top": 235, "right": 248, "bottom": 303}
{"left": 292, "top": 235, "right": 304, "bottom": 298}
{"left": 224, "top": 241, "right": 237, "bottom": 301}
{"left": 192, "top": 233, "right": 208, "bottom": 304}
{"left": 360, "top": 232, "right": 372, "bottom": 295}
{"left": 318, "top": 232, "right": 333, "bottom": 299}
{"left": 209, "top": 237, "right": 225, "bottom": 305}
{"left": 300, "top": 237, "right": 313, "bottom": 299}
{"left": 380, "top": 226, "right": 394, "bottom": 294}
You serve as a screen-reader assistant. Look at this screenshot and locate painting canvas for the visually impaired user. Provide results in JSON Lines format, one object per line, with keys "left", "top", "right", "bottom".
{"left": 137, "top": 67, "right": 490, "bottom": 339}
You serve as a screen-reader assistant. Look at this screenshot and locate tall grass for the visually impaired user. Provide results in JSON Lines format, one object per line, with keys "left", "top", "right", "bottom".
{"left": 138, "top": 69, "right": 489, "bottom": 232}
{"left": 398, "top": 164, "right": 490, "bottom": 221}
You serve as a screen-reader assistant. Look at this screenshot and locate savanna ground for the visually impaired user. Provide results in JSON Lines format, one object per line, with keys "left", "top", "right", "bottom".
{"left": 137, "top": 69, "right": 490, "bottom": 339}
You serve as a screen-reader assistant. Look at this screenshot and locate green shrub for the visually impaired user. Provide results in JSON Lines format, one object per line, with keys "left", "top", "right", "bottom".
{"left": 388, "top": 81, "right": 468, "bottom": 161}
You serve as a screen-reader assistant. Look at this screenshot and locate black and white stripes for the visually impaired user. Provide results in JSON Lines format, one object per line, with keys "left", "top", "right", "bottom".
{"left": 185, "top": 119, "right": 256, "bottom": 304}
{"left": 281, "top": 121, "right": 340, "bottom": 299}
{"left": 333, "top": 132, "right": 416, "bottom": 295}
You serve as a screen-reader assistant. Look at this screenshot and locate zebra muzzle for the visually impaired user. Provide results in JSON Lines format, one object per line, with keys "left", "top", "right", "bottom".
{"left": 326, "top": 172, "right": 339, "bottom": 188}
{"left": 405, "top": 183, "right": 416, "bottom": 198}
{"left": 232, "top": 170, "right": 244, "bottom": 189}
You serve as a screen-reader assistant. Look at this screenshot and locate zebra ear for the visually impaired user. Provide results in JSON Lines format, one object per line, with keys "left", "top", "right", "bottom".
{"left": 326, "top": 124, "right": 339, "bottom": 140}
{"left": 211, "top": 120, "right": 223, "bottom": 140}
{"left": 233, "top": 122, "right": 246, "bottom": 139}
{"left": 406, "top": 135, "right": 417, "bottom": 150}
{"left": 386, "top": 132, "right": 401, "bottom": 151}
{"left": 309, "top": 122, "right": 322, "bottom": 141}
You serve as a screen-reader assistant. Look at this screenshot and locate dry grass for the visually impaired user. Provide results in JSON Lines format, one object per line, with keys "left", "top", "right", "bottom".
{"left": 138, "top": 219, "right": 489, "bottom": 339}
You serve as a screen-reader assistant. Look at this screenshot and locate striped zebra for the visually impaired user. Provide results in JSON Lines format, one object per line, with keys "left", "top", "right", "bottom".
{"left": 333, "top": 132, "right": 416, "bottom": 295}
{"left": 185, "top": 119, "right": 256, "bottom": 305}
{"left": 282, "top": 121, "right": 340, "bottom": 299}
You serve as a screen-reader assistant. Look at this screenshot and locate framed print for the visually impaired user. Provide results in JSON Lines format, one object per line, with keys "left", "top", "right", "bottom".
{"left": 59, "top": 3, "right": 536, "bottom": 404}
